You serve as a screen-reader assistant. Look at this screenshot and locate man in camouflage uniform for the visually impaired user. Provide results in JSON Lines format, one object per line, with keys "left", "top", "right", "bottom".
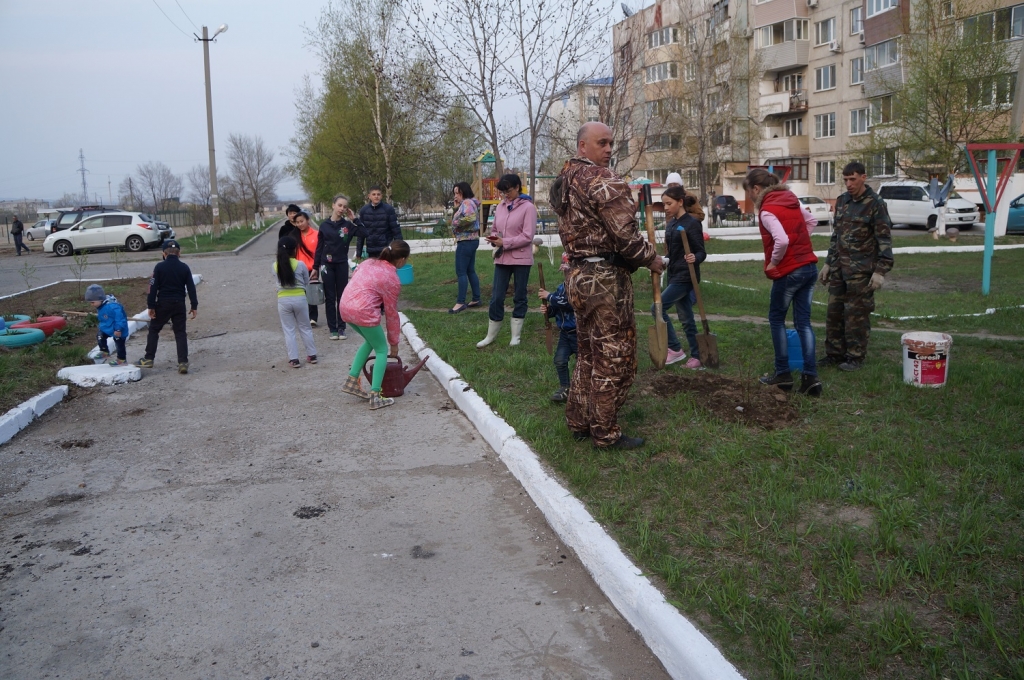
{"left": 550, "top": 122, "right": 663, "bottom": 449}
{"left": 820, "top": 161, "right": 894, "bottom": 371}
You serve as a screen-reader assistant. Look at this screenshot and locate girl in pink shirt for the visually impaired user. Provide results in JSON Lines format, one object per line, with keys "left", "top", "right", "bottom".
{"left": 339, "top": 240, "right": 410, "bottom": 410}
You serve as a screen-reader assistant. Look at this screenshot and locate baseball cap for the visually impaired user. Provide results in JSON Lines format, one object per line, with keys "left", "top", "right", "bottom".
{"left": 162, "top": 239, "right": 180, "bottom": 250}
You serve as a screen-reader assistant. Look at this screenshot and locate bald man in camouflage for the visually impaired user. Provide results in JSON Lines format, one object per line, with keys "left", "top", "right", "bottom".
{"left": 550, "top": 122, "right": 664, "bottom": 449}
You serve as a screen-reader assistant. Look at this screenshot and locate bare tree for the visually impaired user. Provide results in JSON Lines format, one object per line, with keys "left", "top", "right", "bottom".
{"left": 407, "top": 0, "right": 508, "bottom": 176}
{"left": 131, "top": 162, "right": 184, "bottom": 213}
{"left": 186, "top": 164, "right": 211, "bottom": 206}
{"left": 225, "top": 134, "right": 285, "bottom": 216}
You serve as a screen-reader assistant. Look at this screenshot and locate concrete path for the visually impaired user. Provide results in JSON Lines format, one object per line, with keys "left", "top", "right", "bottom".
{"left": 0, "top": 230, "right": 668, "bottom": 678}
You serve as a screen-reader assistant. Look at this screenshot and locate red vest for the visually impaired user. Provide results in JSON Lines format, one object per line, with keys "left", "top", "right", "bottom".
{"left": 758, "top": 189, "right": 818, "bottom": 279}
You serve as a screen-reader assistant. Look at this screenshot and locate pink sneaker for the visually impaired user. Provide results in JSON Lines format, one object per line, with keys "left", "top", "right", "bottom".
{"left": 665, "top": 348, "right": 687, "bottom": 365}
{"left": 685, "top": 357, "right": 703, "bottom": 370}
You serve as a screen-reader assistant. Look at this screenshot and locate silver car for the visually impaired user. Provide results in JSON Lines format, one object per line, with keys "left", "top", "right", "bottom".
{"left": 25, "top": 219, "right": 55, "bottom": 240}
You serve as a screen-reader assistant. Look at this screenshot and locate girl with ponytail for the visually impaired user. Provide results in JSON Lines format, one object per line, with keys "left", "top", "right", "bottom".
{"left": 273, "top": 236, "right": 318, "bottom": 368}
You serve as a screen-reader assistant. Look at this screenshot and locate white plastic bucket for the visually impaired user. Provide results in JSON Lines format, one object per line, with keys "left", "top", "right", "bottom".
{"left": 901, "top": 331, "right": 952, "bottom": 388}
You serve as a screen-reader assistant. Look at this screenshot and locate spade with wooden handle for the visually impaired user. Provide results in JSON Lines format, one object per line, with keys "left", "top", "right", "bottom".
{"left": 679, "top": 225, "right": 720, "bottom": 368}
{"left": 641, "top": 184, "right": 668, "bottom": 369}
{"left": 534, "top": 236, "right": 553, "bottom": 355}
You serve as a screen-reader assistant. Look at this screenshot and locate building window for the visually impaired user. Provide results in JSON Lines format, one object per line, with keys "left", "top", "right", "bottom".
{"left": 815, "top": 112, "right": 836, "bottom": 138}
{"left": 972, "top": 73, "right": 1017, "bottom": 106}
{"left": 684, "top": 169, "right": 699, "bottom": 186}
{"left": 685, "top": 25, "right": 698, "bottom": 45}
{"left": 684, "top": 63, "right": 697, "bottom": 81}
{"left": 815, "top": 161, "right": 836, "bottom": 185}
{"left": 766, "top": 156, "right": 809, "bottom": 181}
{"left": 815, "top": 64, "right": 836, "bottom": 91}
{"left": 586, "top": 95, "right": 600, "bottom": 107}
{"left": 851, "top": 7, "right": 864, "bottom": 33}
{"left": 645, "top": 62, "right": 679, "bottom": 83}
{"left": 870, "top": 95, "right": 893, "bottom": 126}
{"left": 964, "top": 5, "right": 1024, "bottom": 42}
{"left": 647, "top": 26, "right": 680, "bottom": 49}
{"left": 646, "top": 97, "right": 683, "bottom": 117}
{"left": 617, "top": 140, "right": 629, "bottom": 157}
{"left": 707, "top": 91, "right": 722, "bottom": 111}
{"left": 757, "top": 19, "right": 809, "bottom": 47}
{"left": 618, "top": 43, "right": 633, "bottom": 69}
{"left": 782, "top": 73, "right": 804, "bottom": 91}
{"left": 867, "top": 0, "right": 897, "bottom": 19}
{"left": 850, "top": 108, "right": 869, "bottom": 135}
{"left": 784, "top": 117, "right": 804, "bottom": 136}
{"left": 586, "top": 116, "right": 600, "bottom": 122}
{"left": 940, "top": 0, "right": 954, "bottom": 18}
{"left": 868, "top": 149, "right": 897, "bottom": 176}
{"left": 815, "top": 18, "right": 836, "bottom": 45}
{"left": 648, "top": 134, "right": 682, "bottom": 151}
{"left": 712, "top": 0, "right": 729, "bottom": 27}
{"left": 865, "top": 39, "right": 899, "bottom": 71}
{"left": 851, "top": 57, "right": 864, "bottom": 84}
{"left": 711, "top": 125, "right": 731, "bottom": 146}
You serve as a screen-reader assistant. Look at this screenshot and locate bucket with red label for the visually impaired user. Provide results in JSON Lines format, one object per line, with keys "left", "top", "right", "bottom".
{"left": 901, "top": 332, "right": 952, "bottom": 388}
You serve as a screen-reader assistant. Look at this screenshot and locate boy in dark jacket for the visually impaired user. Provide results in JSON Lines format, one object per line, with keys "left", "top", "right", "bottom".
{"left": 356, "top": 186, "right": 401, "bottom": 258}
{"left": 658, "top": 188, "right": 706, "bottom": 369}
{"left": 138, "top": 240, "right": 199, "bottom": 374}
{"left": 314, "top": 194, "right": 363, "bottom": 340}
{"left": 278, "top": 204, "right": 302, "bottom": 241}
{"left": 538, "top": 265, "right": 578, "bottom": 402}
{"left": 85, "top": 284, "right": 129, "bottom": 365}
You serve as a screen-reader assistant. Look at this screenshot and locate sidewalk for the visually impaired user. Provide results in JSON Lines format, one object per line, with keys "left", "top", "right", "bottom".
{"left": 0, "top": 230, "right": 668, "bottom": 677}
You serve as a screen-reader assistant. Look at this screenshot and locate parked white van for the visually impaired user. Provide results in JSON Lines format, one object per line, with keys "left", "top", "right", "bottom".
{"left": 877, "top": 181, "right": 979, "bottom": 230}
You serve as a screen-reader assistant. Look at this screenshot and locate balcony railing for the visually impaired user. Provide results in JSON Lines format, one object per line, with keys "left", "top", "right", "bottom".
{"left": 759, "top": 89, "right": 808, "bottom": 118}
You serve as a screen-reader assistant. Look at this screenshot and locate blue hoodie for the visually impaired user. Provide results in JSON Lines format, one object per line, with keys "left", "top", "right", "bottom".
{"left": 544, "top": 282, "right": 576, "bottom": 332}
{"left": 96, "top": 295, "right": 129, "bottom": 336}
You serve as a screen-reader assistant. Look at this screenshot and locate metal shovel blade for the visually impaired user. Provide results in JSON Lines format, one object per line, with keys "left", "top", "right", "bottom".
{"left": 697, "top": 331, "right": 719, "bottom": 369}
{"left": 649, "top": 301, "right": 668, "bottom": 369}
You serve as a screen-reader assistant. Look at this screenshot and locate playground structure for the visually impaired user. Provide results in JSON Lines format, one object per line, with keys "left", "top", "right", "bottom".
{"left": 471, "top": 151, "right": 502, "bottom": 231}
{"left": 965, "top": 143, "right": 1024, "bottom": 295}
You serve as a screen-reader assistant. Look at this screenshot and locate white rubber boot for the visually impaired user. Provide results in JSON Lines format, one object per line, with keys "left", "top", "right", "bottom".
{"left": 476, "top": 320, "right": 502, "bottom": 348}
{"left": 509, "top": 318, "right": 525, "bottom": 346}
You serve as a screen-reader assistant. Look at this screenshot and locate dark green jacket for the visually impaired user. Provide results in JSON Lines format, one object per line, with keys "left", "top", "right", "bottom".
{"left": 827, "top": 185, "right": 894, "bottom": 277}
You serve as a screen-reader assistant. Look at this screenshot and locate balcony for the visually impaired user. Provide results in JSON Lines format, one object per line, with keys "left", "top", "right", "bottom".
{"left": 759, "top": 89, "right": 808, "bottom": 118}
{"left": 759, "top": 135, "right": 809, "bottom": 158}
{"left": 759, "top": 40, "right": 810, "bottom": 73}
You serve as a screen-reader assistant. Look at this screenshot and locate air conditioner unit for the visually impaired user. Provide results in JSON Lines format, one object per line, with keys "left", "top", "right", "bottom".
{"left": 858, "top": 33, "right": 865, "bottom": 43}
{"left": 807, "top": 0, "right": 818, "bottom": 7}
{"left": 829, "top": 39, "right": 842, "bottom": 51}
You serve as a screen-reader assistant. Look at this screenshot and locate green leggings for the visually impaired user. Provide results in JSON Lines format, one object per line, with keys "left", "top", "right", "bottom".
{"left": 348, "top": 323, "right": 389, "bottom": 392}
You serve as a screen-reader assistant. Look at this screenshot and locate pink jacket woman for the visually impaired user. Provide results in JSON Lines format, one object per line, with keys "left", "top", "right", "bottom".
{"left": 492, "top": 194, "right": 537, "bottom": 266}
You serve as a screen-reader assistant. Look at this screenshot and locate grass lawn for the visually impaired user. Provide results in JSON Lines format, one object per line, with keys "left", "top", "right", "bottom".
{"left": 0, "top": 278, "right": 151, "bottom": 414}
{"left": 177, "top": 221, "right": 271, "bottom": 255}
{"left": 401, "top": 248, "right": 1024, "bottom": 679}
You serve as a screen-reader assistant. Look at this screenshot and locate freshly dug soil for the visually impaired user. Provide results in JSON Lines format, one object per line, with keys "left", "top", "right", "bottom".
{"left": 639, "top": 370, "right": 800, "bottom": 429}
{"left": 1, "top": 278, "right": 151, "bottom": 319}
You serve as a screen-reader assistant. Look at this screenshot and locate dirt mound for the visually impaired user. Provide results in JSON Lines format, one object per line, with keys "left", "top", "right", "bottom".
{"left": 640, "top": 371, "right": 799, "bottom": 429}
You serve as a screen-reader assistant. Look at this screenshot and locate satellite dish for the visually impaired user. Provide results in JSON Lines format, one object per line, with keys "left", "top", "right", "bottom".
{"left": 622, "top": 2, "right": 635, "bottom": 17}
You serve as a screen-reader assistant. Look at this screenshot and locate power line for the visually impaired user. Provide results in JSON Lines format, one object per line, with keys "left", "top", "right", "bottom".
{"left": 150, "top": 0, "right": 192, "bottom": 39}
{"left": 174, "top": 0, "right": 200, "bottom": 31}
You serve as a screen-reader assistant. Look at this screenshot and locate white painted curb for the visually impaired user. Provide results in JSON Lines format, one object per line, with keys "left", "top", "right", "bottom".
{"left": 57, "top": 364, "right": 141, "bottom": 387}
{"left": 397, "top": 312, "right": 745, "bottom": 680}
{"left": 0, "top": 386, "right": 68, "bottom": 446}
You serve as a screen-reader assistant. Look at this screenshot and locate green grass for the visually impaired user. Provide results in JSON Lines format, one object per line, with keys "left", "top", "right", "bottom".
{"left": 401, "top": 249, "right": 1024, "bottom": 679}
{"left": 177, "top": 221, "right": 271, "bottom": 254}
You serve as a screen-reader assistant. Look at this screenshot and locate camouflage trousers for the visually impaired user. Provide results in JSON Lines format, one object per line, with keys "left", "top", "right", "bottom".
{"left": 564, "top": 261, "right": 637, "bottom": 447}
{"left": 825, "top": 273, "right": 875, "bottom": 361}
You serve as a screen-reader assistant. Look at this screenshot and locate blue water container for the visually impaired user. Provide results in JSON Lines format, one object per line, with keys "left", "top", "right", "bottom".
{"left": 396, "top": 263, "right": 414, "bottom": 285}
{"left": 787, "top": 329, "right": 803, "bottom": 371}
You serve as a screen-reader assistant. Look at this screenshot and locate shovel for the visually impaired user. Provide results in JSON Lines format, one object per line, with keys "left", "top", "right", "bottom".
{"left": 680, "top": 228, "right": 720, "bottom": 369}
{"left": 641, "top": 185, "right": 668, "bottom": 369}
{"left": 534, "top": 237, "right": 553, "bottom": 355}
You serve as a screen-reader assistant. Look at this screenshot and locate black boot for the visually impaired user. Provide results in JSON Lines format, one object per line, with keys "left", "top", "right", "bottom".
{"left": 799, "top": 373, "right": 823, "bottom": 396}
{"left": 759, "top": 371, "right": 794, "bottom": 390}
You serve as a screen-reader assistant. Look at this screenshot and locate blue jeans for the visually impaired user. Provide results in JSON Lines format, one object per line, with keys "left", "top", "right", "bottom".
{"left": 768, "top": 263, "right": 818, "bottom": 376}
{"left": 97, "top": 330, "right": 126, "bottom": 360}
{"left": 455, "top": 238, "right": 481, "bottom": 304}
{"left": 653, "top": 281, "right": 699, "bottom": 356}
{"left": 489, "top": 264, "right": 531, "bottom": 321}
{"left": 554, "top": 329, "right": 578, "bottom": 387}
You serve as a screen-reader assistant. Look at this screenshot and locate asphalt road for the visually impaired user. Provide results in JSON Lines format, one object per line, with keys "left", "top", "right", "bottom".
{"left": 0, "top": 230, "right": 669, "bottom": 678}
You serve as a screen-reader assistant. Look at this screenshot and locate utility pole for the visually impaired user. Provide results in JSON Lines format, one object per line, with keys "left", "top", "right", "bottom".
{"left": 196, "top": 24, "right": 228, "bottom": 237}
{"left": 108, "top": 176, "right": 112, "bottom": 205}
{"left": 78, "top": 149, "right": 89, "bottom": 204}
{"left": 128, "top": 178, "right": 135, "bottom": 211}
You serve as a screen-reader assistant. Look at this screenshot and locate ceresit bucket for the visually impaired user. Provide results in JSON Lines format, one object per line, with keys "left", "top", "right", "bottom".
{"left": 901, "top": 332, "right": 952, "bottom": 388}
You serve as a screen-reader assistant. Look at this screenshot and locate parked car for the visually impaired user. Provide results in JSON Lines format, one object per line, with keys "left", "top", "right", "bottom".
{"left": 1002, "top": 194, "right": 1024, "bottom": 233}
{"left": 43, "top": 212, "right": 164, "bottom": 256}
{"left": 877, "top": 181, "right": 979, "bottom": 230}
{"left": 138, "top": 213, "right": 176, "bottom": 240}
{"left": 25, "top": 219, "right": 55, "bottom": 240}
{"left": 50, "top": 205, "right": 116, "bottom": 233}
{"left": 797, "top": 196, "right": 833, "bottom": 226}
{"left": 712, "top": 195, "right": 740, "bottom": 223}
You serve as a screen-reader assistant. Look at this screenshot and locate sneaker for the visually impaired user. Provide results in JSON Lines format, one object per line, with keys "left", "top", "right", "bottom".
{"left": 108, "top": 358, "right": 128, "bottom": 366}
{"left": 369, "top": 391, "right": 395, "bottom": 410}
{"left": 329, "top": 332, "right": 340, "bottom": 341}
{"left": 550, "top": 386, "right": 569, "bottom": 402}
{"left": 665, "top": 348, "right": 687, "bottom": 365}
{"left": 310, "top": 320, "right": 318, "bottom": 328}
{"left": 818, "top": 355, "right": 844, "bottom": 368}
{"left": 799, "top": 374, "right": 823, "bottom": 396}
{"left": 759, "top": 371, "right": 794, "bottom": 390}
{"left": 595, "top": 434, "right": 645, "bottom": 450}
{"left": 177, "top": 363, "right": 189, "bottom": 374}
{"left": 341, "top": 375, "right": 371, "bottom": 400}
{"left": 307, "top": 355, "right": 318, "bottom": 364}
{"left": 685, "top": 357, "right": 703, "bottom": 370}
{"left": 839, "top": 359, "right": 863, "bottom": 372}
{"left": 137, "top": 358, "right": 154, "bottom": 368}
{"left": 99, "top": 351, "right": 110, "bottom": 360}
{"left": 338, "top": 331, "right": 347, "bottom": 340}
{"left": 288, "top": 359, "right": 301, "bottom": 368}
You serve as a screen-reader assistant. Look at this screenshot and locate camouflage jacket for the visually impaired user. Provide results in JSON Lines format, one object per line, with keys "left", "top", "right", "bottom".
{"left": 551, "top": 157, "right": 658, "bottom": 271}
{"left": 827, "top": 185, "right": 894, "bottom": 277}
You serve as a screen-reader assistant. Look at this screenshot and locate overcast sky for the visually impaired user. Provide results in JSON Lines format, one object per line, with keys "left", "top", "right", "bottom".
{"left": 0, "top": 0, "right": 325, "bottom": 202}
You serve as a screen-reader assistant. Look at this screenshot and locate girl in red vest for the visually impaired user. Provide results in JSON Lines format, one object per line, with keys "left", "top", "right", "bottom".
{"left": 743, "top": 168, "right": 823, "bottom": 396}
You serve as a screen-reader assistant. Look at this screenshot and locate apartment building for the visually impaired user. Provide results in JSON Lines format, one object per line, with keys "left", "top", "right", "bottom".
{"left": 543, "top": 78, "right": 615, "bottom": 168}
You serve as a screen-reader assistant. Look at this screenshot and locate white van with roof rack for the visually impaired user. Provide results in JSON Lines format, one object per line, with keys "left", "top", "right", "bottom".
{"left": 877, "top": 181, "right": 979, "bottom": 230}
